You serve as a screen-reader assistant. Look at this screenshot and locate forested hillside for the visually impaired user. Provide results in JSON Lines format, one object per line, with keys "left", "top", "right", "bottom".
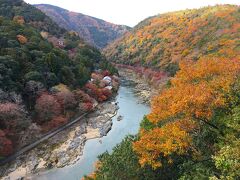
{"left": 0, "top": 0, "right": 117, "bottom": 157}
{"left": 87, "top": 58, "right": 240, "bottom": 180}
{"left": 35, "top": 4, "right": 131, "bottom": 48}
{"left": 104, "top": 5, "right": 240, "bottom": 75}
{"left": 85, "top": 5, "right": 240, "bottom": 180}
{"left": 0, "top": 0, "right": 66, "bottom": 36}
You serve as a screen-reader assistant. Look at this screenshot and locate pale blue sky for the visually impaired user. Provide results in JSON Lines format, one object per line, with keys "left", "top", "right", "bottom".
{"left": 24, "top": 0, "right": 240, "bottom": 27}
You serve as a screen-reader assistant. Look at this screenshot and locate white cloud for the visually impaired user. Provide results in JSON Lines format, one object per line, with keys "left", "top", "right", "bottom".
{"left": 24, "top": 0, "right": 240, "bottom": 27}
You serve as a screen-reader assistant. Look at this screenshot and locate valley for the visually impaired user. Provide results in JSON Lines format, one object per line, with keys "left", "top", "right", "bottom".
{"left": 0, "top": 1, "right": 239, "bottom": 180}
{"left": 1, "top": 70, "right": 153, "bottom": 179}
{"left": 35, "top": 4, "right": 131, "bottom": 49}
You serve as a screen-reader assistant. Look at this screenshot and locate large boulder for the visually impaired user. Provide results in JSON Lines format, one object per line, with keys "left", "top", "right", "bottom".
{"left": 100, "top": 103, "right": 117, "bottom": 115}
{"left": 99, "top": 121, "right": 113, "bottom": 136}
{"left": 88, "top": 116, "right": 110, "bottom": 128}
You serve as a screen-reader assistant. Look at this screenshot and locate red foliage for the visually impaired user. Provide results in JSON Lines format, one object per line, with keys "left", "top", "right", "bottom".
{"left": 0, "top": 130, "right": 13, "bottom": 156}
{"left": 115, "top": 63, "right": 168, "bottom": 85}
{"left": 99, "top": 80, "right": 108, "bottom": 88}
{"left": 0, "top": 103, "right": 23, "bottom": 130}
{"left": 84, "top": 83, "right": 112, "bottom": 102}
{"left": 83, "top": 102, "right": 93, "bottom": 111}
{"left": 102, "top": 88, "right": 112, "bottom": 98}
{"left": 84, "top": 82, "right": 99, "bottom": 99}
{"left": 35, "top": 93, "right": 61, "bottom": 123}
{"left": 41, "top": 116, "right": 67, "bottom": 132}
{"left": 74, "top": 90, "right": 93, "bottom": 103}
{"left": 55, "top": 91, "right": 77, "bottom": 113}
{"left": 73, "top": 90, "right": 95, "bottom": 112}
{"left": 101, "top": 70, "right": 111, "bottom": 77}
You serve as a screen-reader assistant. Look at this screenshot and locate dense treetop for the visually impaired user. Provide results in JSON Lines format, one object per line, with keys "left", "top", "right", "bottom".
{"left": 134, "top": 57, "right": 240, "bottom": 168}
{"left": 0, "top": 0, "right": 108, "bottom": 93}
{"left": 0, "top": 16, "right": 103, "bottom": 92}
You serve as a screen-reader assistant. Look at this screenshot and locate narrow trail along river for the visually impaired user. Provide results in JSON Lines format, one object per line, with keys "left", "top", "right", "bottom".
{"left": 32, "top": 80, "right": 150, "bottom": 180}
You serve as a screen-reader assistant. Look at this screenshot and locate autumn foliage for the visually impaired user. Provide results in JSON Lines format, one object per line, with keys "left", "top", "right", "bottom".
{"left": 104, "top": 5, "right": 240, "bottom": 73}
{"left": 0, "top": 103, "right": 26, "bottom": 131}
{"left": 84, "top": 82, "right": 112, "bottom": 102}
{"left": 35, "top": 93, "right": 61, "bottom": 123}
{"left": 0, "top": 130, "right": 13, "bottom": 156}
{"left": 55, "top": 90, "right": 77, "bottom": 114}
{"left": 41, "top": 116, "right": 67, "bottom": 133}
{"left": 16, "top": 35, "right": 28, "bottom": 44}
{"left": 74, "top": 89, "right": 94, "bottom": 103}
{"left": 133, "top": 58, "right": 240, "bottom": 168}
{"left": 148, "top": 58, "right": 240, "bottom": 124}
{"left": 13, "top": 16, "right": 25, "bottom": 25}
{"left": 115, "top": 64, "right": 168, "bottom": 86}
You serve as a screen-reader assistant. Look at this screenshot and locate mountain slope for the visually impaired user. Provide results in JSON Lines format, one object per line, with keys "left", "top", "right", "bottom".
{"left": 0, "top": 0, "right": 117, "bottom": 157}
{"left": 104, "top": 5, "right": 240, "bottom": 75}
{"left": 34, "top": 4, "right": 131, "bottom": 48}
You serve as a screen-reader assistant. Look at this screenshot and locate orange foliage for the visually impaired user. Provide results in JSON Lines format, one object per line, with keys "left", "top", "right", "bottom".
{"left": 17, "top": 35, "right": 28, "bottom": 44}
{"left": 13, "top": 16, "right": 25, "bottom": 25}
{"left": 148, "top": 58, "right": 240, "bottom": 123}
{"left": 134, "top": 57, "right": 240, "bottom": 168}
{"left": 104, "top": 5, "right": 240, "bottom": 71}
{"left": 84, "top": 82, "right": 112, "bottom": 102}
{"left": 133, "top": 122, "right": 191, "bottom": 169}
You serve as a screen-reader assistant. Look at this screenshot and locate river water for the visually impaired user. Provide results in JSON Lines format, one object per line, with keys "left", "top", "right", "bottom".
{"left": 34, "top": 82, "right": 150, "bottom": 180}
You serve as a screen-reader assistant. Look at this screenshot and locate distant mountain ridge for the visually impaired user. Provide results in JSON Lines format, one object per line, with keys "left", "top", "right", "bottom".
{"left": 35, "top": 4, "right": 131, "bottom": 48}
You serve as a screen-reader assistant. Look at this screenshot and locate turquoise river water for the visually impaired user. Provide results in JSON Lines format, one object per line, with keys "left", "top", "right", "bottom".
{"left": 35, "top": 82, "right": 150, "bottom": 180}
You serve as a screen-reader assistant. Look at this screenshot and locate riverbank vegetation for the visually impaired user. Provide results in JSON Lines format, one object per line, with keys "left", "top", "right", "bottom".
{"left": 85, "top": 57, "right": 240, "bottom": 180}
{"left": 0, "top": 0, "right": 118, "bottom": 158}
{"left": 85, "top": 5, "right": 240, "bottom": 180}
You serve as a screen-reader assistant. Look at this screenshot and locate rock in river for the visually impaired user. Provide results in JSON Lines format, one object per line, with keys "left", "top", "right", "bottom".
{"left": 99, "top": 121, "right": 113, "bottom": 136}
{"left": 117, "top": 115, "right": 123, "bottom": 121}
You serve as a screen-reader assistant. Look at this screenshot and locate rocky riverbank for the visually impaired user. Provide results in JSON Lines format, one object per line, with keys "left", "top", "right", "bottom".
{"left": 119, "top": 68, "right": 166, "bottom": 105}
{"left": 1, "top": 68, "right": 163, "bottom": 180}
{"left": 0, "top": 98, "right": 118, "bottom": 180}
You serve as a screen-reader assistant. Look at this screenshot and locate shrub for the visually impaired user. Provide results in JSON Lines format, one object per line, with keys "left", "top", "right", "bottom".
{"left": 0, "top": 130, "right": 13, "bottom": 156}
{"left": 35, "top": 93, "right": 61, "bottom": 123}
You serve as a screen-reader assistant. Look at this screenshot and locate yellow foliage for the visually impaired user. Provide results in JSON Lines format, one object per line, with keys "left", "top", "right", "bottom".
{"left": 52, "top": 84, "right": 70, "bottom": 93}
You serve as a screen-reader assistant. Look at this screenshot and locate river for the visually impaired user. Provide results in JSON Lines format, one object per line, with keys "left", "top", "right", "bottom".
{"left": 33, "top": 81, "right": 150, "bottom": 180}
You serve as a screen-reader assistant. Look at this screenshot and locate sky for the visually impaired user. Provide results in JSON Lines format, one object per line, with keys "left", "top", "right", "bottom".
{"left": 24, "top": 0, "right": 240, "bottom": 27}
